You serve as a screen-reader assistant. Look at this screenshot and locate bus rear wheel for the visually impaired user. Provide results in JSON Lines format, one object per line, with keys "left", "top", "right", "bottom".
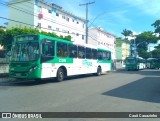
{"left": 56, "top": 68, "right": 64, "bottom": 82}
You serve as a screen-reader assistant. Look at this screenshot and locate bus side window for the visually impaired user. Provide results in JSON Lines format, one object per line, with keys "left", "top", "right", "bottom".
{"left": 42, "top": 40, "right": 54, "bottom": 57}
{"left": 107, "top": 52, "right": 111, "bottom": 60}
{"left": 68, "top": 44, "right": 77, "bottom": 58}
{"left": 86, "top": 47, "right": 91, "bottom": 59}
{"left": 78, "top": 46, "right": 85, "bottom": 59}
{"left": 57, "top": 42, "right": 68, "bottom": 57}
{"left": 92, "top": 49, "right": 97, "bottom": 60}
{"left": 98, "top": 50, "right": 103, "bottom": 60}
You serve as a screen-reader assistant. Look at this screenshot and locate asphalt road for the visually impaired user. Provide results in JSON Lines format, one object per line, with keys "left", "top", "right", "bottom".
{"left": 1, "top": 69, "right": 160, "bottom": 121}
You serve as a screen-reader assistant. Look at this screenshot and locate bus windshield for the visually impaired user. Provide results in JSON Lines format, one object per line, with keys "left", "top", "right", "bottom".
{"left": 11, "top": 42, "right": 39, "bottom": 62}
{"left": 125, "top": 58, "right": 136, "bottom": 64}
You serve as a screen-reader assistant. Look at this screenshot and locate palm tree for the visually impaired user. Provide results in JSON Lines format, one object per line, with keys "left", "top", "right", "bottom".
{"left": 121, "top": 29, "right": 133, "bottom": 39}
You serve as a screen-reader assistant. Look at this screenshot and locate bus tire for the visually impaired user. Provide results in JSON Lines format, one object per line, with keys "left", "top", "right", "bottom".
{"left": 56, "top": 68, "right": 64, "bottom": 82}
{"left": 96, "top": 67, "right": 101, "bottom": 76}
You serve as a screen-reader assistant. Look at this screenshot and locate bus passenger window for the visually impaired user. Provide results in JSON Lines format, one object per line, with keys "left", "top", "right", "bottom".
{"left": 57, "top": 42, "right": 68, "bottom": 57}
{"left": 42, "top": 41, "right": 54, "bottom": 57}
{"left": 68, "top": 44, "right": 77, "bottom": 58}
{"left": 78, "top": 46, "right": 85, "bottom": 59}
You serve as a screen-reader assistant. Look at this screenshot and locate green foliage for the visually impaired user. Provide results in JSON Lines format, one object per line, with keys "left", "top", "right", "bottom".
{"left": 0, "top": 27, "right": 71, "bottom": 50}
{"left": 154, "top": 44, "right": 160, "bottom": 50}
{"left": 151, "top": 49, "right": 160, "bottom": 58}
{"left": 152, "top": 20, "right": 160, "bottom": 28}
{"left": 136, "top": 31, "right": 158, "bottom": 44}
{"left": 137, "top": 48, "right": 151, "bottom": 59}
{"left": 121, "top": 29, "right": 133, "bottom": 39}
{"left": 135, "top": 31, "right": 158, "bottom": 54}
{"left": 64, "top": 35, "right": 72, "bottom": 41}
{"left": 0, "top": 29, "right": 5, "bottom": 45}
{"left": 152, "top": 20, "right": 160, "bottom": 39}
{"left": 129, "top": 31, "right": 158, "bottom": 59}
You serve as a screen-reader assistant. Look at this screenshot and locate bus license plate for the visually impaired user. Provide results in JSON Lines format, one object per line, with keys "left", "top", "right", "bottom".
{"left": 16, "top": 73, "right": 21, "bottom": 76}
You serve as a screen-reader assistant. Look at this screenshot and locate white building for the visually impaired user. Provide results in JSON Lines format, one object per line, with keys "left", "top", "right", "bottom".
{"left": 7, "top": 0, "right": 86, "bottom": 44}
{"left": 88, "top": 27, "right": 116, "bottom": 60}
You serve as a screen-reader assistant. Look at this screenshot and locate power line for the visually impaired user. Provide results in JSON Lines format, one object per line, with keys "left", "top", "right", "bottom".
{"left": 0, "top": 16, "right": 123, "bottom": 55}
{"left": 0, "top": 16, "right": 83, "bottom": 36}
{"left": 0, "top": 1, "right": 122, "bottom": 55}
{"left": 0, "top": 1, "right": 85, "bottom": 34}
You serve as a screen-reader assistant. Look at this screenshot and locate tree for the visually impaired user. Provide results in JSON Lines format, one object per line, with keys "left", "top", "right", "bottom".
{"left": 138, "top": 48, "right": 151, "bottom": 59}
{"left": 121, "top": 29, "right": 133, "bottom": 39}
{"left": 151, "top": 20, "right": 160, "bottom": 38}
{"left": 151, "top": 49, "right": 160, "bottom": 58}
{"left": 135, "top": 31, "right": 158, "bottom": 58}
{"left": 0, "top": 29, "right": 5, "bottom": 46}
{"left": 0, "top": 27, "right": 71, "bottom": 50}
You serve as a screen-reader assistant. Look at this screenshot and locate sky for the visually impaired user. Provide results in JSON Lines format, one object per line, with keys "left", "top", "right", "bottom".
{"left": 0, "top": 0, "right": 160, "bottom": 38}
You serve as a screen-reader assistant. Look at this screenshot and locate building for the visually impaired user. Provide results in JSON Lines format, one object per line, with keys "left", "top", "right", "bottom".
{"left": 7, "top": 0, "right": 86, "bottom": 44}
{"left": 88, "top": 27, "right": 116, "bottom": 60}
{"left": 122, "top": 40, "right": 130, "bottom": 60}
{"left": 116, "top": 38, "right": 130, "bottom": 67}
{"left": 0, "top": 26, "right": 7, "bottom": 50}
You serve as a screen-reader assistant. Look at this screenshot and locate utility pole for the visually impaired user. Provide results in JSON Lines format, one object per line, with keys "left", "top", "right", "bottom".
{"left": 79, "top": 1, "right": 95, "bottom": 44}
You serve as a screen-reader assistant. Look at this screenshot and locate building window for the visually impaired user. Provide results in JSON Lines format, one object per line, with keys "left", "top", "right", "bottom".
{"left": 37, "top": 23, "right": 41, "bottom": 28}
{"left": 82, "top": 24, "right": 85, "bottom": 28}
{"left": 76, "top": 33, "right": 79, "bottom": 36}
{"left": 66, "top": 17, "right": 69, "bottom": 22}
{"left": 82, "top": 35, "right": 84, "bottom": 40}
{"left": 48, "top": 25, "right": 52, "bottom": 29}
{"left": 48, "top": 9, "right": 52, "bottom": 13}
{"left": 77, "top": 21, "right": 79, "bottom": 24}
{"left": 56, "top": 13, "right": 59, "bottom": 16}
{"left": 72, "top": 19, "right": 74, "bottom": 22}
{"left": 56, "top": 28, "right": 59, "bottom": 31}
{"left": 38, "top": 6, "right": 42, "bottom": 12}
{"left": 62, "top": 15, "right": 65, "bottom": 19}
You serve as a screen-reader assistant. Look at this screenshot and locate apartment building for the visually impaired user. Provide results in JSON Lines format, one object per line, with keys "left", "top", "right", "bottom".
{"left": 7, "top": 0, "right": 86, "bottom": 44}
{"left": 88, "top": 27, "right": 116, "bottom": 60}
{"left": 122, "top": 40, "right": 130, "bottom": 60}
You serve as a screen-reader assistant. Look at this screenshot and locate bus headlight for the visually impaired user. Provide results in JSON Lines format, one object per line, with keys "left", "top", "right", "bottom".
{"left": 29, "top": 66, "right": 38, "bottom": 73}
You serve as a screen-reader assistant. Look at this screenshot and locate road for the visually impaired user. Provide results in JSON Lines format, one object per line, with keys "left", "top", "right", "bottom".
{"left": 0, "top": 69, "right": 160, "bottom": 121}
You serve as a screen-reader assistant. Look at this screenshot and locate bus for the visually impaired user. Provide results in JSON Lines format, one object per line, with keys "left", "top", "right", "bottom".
{"left": 9, "top": 34, "right": 112, "bottom": 81}
{"left": 125, "top": 57, "right": 146, "bottom": 71}
{"left": 146, "top": 58, "right": 160, "bottom": 69}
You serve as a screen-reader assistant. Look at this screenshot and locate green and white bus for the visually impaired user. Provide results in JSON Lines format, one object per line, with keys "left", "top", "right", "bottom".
{"left": 146, "top": 58, "right": 160, "bottom": 69}
{"left": 125, "top": 57, "right": 146, "bottom": 71}
{"left": 9, "top": 34, "right": 112, "bottom": 81}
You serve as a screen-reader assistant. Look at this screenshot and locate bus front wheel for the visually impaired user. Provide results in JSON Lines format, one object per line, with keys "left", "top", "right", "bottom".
{"left": 57, "top": 68, "right": 64, "bottom": 82}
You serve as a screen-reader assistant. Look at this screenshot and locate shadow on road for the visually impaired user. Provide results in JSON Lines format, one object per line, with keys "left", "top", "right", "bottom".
{"left": 102, "top": 77, "right": 160, "bottom": 103}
